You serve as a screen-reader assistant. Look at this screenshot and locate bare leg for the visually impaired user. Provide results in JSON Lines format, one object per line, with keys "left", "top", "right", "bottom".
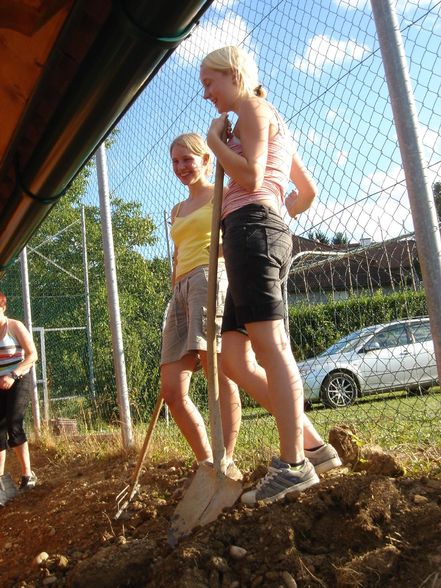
{"left": 0, "top": 449, "right": 5, "bottom": 476}
{"left": 222, "top": 331, "right": 324, "bottom": 450}
{"left": 245, "top": 320, "right": 303, "bottom": 463}
{"left": 222, "top": 321, "right": 323, "bottom": 462}
{"left": 13, "top": 442, "right": 32, "bottom": 476}
{"left": 198, "top": 351, "right": 242, "bottom": 461}
{"left": 160, "top": 354, "right": 212, "bottom": 463}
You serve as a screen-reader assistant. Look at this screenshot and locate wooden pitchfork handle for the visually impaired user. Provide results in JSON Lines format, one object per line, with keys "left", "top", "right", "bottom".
{"left": 129, "top": 394, "right": 163, "bottom": 492}
{"left": 206, "top": 118, "right": 229, "bottom": 475}
{"left": 114, "top": 394, "right": 164, "bottom": 518}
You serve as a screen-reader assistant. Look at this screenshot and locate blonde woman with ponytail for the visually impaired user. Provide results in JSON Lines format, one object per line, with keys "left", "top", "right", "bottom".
{"left": 200, "top": 46, "right": 340, "bottom": 506}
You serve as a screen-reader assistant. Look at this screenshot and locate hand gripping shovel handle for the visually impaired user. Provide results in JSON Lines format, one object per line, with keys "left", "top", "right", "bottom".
{"left": 206, "top": 119, "right": 229, "bottom": 475}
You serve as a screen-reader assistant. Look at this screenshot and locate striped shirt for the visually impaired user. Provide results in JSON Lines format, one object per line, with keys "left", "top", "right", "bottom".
{"left": 222, "top": 103, "right": 294, "bottom": 219}
{"left": 0, "top": 320, "right": 24, "bottom": 376}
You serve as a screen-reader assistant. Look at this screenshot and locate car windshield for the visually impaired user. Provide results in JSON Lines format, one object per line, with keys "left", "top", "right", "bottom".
{"left": 320, "top": 326, "right": 378, "bottom": 356}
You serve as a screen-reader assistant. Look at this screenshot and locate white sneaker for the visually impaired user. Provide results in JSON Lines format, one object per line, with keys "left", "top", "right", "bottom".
{"left": 19, "top": 471, "right": 38, "bottom": 491}
{"left": 305, "top": 444, "right": 342, "bottom": 475}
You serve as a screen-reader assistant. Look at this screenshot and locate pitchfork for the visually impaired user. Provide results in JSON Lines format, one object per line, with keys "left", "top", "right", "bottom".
{"left": 114, "top": 394, "right": 164, "bottom": 519}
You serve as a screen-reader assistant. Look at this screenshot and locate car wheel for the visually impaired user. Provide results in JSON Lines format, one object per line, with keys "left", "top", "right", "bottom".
{"left": 408, "top": 385, "right": 431, "bottom": 397}
{"left": 321, "top": 371, "right": 359, "bottom": 408}
{"left": 304, "top": 399, "right": 313, "bottom": 412}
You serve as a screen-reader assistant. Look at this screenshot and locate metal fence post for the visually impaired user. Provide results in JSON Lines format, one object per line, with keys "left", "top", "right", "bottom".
{"left": 81, "top": 206, "right": 96, "bottom": 399}
{"left": 96, "top": 143, "right": 133, "bottom": 449}
{"left": 370, "top": 0, "right": 441, "bottom": 381}
{"left": 19, "top": 247, "right": 41, "bottom": 433}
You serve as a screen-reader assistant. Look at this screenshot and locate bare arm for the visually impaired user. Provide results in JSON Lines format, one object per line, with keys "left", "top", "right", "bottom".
{"left": 8, "top": 319, "right": 38, "bottom": 375}
{"left": 284, "top": 151, "right": 318, "bottom": 218}
{"left": 207, "top": 100, "right": 271, "bottom": 192}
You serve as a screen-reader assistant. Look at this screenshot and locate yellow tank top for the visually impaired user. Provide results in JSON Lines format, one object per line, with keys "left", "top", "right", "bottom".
{"left": 171, "top": 199, "right": 221, "bottom": 279}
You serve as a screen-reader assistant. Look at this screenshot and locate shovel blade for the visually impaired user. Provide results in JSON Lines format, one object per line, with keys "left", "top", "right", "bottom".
{"left": 168, "top": 463, "right": 242, "bottom": 546}
{"left": 0, "top": 474, "right": 19, "bottom": 506}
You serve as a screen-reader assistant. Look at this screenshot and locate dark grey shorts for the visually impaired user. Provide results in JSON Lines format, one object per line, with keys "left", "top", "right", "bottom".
{"left": 221, "top": 204, "right": 292, "bottom": 333}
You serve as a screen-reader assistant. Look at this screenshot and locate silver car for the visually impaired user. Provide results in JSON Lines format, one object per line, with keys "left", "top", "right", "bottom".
{"left": 298, "top": 317, "right": 438, "bottom": 409}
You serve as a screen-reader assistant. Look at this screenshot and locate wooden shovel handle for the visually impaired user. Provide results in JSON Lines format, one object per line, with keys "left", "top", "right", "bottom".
{"left": 206, "top": 119, "right": 228, "bottom": 474}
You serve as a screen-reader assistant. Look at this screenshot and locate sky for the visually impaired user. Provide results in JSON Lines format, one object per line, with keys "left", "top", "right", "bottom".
{"left": 85, "top": 0, "right": 441, "bottom": 259}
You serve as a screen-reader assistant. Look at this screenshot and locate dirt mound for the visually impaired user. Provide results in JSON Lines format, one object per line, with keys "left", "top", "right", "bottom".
{"left": 0, "top": 440, "right": 440, "bottom": 588}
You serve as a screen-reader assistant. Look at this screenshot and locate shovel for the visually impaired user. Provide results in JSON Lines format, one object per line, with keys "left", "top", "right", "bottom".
{"left": 168, "top": 120, "right": 242, "bottom": 546}
{"left": 0, "top": 473, "right": 19, "bottom": 506}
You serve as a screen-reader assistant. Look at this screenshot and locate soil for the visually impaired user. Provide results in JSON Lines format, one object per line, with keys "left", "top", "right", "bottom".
{"left": 1, "top": 425, "right": 441, "bottom": 588}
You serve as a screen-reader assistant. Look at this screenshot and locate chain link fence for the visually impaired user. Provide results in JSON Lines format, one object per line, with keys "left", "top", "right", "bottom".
{"left": 2, "top": 0, "right": 440, "bottom": 465}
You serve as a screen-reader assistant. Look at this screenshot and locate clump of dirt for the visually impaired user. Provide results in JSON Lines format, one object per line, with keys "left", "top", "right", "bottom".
{"left": 330, "top": 424, "right": 405, "bottom": 476}
{"left": 0, "top": 430, "right": 440, "bottom": 588}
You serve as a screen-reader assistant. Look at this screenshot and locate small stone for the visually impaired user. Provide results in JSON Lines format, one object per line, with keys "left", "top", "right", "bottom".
{"left": 281, "top": 571, "right": 298, "bottom": 588}
{"left": 42, "top": 577, "right": 58, "bottom": 586}
{"left": 101, "top": 531, "right": 113, "bottom": 542}
{"left": 413, "top": 494, "right": 429, "bottom": 505}
{"left": 48, "top": 527, "right": 56, "bottom": 537}
{"left": 71, "top": 551, "right": 82, "bottom": 559}
{"left": 57, "top": 555, "right": 69, "bottom": 569}
{"left": 211, "top": 556, "right": 229, "bottom": 573}
{"left": 265, "top": 571, "right": 279, "bottom": 580}
{"left": 229, "top": 545, "right": 247, "bottom": 560}
{"left": 117, "top": 535, "right": 127, "bottom": 545}
{"left": 33, "top": 552, "right": 49, "bottom": 566}
{"left": 4, "top": 542, "right": 12, "bottom": 549}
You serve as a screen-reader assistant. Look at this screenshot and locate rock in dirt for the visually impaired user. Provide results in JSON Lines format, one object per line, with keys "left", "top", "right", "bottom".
{"left": 413, "top": 494, "right": 429, "bottom": 505}
{"left": 210, "top": 555, "right": 229, "bottom": 573}
{"left": 229, "top": 545, "right": 247, "bottom": 560}
{"left": 33, "top": 552, "right": 49, "bottom": 567}
{"left": 281, "top": 571, "right": 298, "bottom": 588}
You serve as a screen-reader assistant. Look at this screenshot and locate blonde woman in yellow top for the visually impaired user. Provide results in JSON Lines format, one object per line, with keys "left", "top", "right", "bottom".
{"left": 160, "top": 133, "right": 241, "bottom": 477}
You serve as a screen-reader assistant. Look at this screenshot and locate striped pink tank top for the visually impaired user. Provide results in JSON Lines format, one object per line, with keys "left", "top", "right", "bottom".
{"left": 222, "top": 103, "right": 294, "bottom": 219}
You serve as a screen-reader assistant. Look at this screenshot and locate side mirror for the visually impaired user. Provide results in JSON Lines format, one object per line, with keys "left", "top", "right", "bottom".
{"left": 360, "top": 341, "right": 381, "bottom": 353}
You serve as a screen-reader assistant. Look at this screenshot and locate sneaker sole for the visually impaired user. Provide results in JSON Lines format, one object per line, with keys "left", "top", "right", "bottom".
{"left": 313, "top": 457, "right": 342, "bottom": 475}
{"left": 242, "top": 473, "right": 320, "bottom": 506}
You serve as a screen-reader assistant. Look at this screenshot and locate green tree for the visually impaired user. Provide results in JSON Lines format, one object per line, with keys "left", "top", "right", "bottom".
{"left": 332, "top": 232, "right": 349, "bottom": 245}
{"left": 433, "top": 181, "right": 441, "bottom": 220}
{"left": 307, "top": 230, "right": 330, "bottom": 244}
{"left": 2, "top": 161, "right": 171, "bottom": 423}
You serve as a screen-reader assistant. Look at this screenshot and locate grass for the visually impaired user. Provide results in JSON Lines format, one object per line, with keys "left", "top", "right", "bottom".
{"left": 307, "top": 389, "right": 441, "bottom": 447}
{"left": 31, "top": 390, "right": 441, "bottom": 477}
